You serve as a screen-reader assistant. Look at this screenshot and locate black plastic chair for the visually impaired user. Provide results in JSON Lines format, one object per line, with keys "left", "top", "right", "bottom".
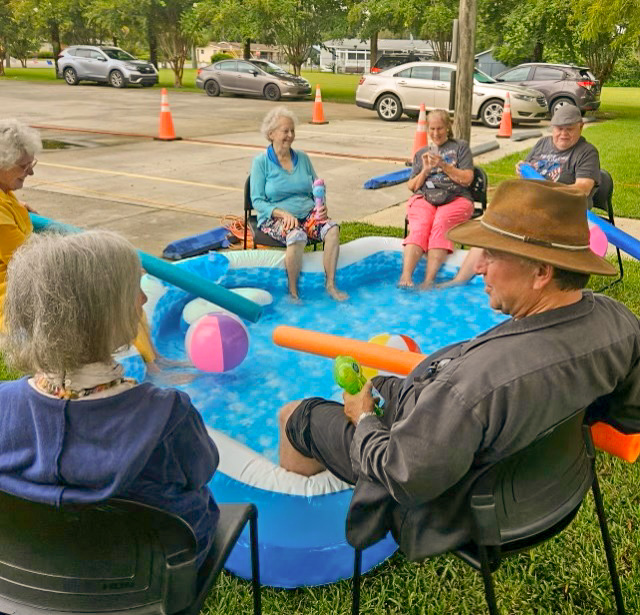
{"left": 403, "top": 165, "right": 488, "bottom": 238}
{"left": 592, "top": 169, "right": 623, "bottom": 290}
{"left": 0, "top": 492, "right": 261, "bottom": 615}
{"left": 243, "top": 175, "right": 321, "bottom": 251}
{"left": 351, "top": 411, "right": 625, "bottom": 615}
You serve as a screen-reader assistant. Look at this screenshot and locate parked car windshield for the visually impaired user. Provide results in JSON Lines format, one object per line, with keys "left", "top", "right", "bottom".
{"left": 251, "top": 60, "right": 288, "bottom": 75}
{"left": 473, "top": 69, "right": 496, "bottom": 84}
{"left": 102, "top": 48, "right": 136, "bottom": 61}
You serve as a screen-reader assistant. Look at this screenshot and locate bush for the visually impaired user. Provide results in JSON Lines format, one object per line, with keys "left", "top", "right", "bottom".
{"left": 607, "top": 53, "right": 640, "bottom": 87}
{"left": 37, "top": 51, "right": 54, "bottom": 59}
{"left": 210, "top": 53, "right": 234, "bottom": 64}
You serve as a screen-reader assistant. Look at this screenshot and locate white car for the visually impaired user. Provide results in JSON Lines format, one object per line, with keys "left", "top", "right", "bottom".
{"left": 356, "top": 61, "right": 548, "bottom": 127}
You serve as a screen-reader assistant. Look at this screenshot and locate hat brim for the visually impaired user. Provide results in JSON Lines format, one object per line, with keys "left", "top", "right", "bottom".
{"left": 448, "top": 219, "right": 617, "bottom": 276}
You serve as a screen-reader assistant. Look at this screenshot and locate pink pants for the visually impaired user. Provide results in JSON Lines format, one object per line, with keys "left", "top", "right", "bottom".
{"left": 403, "top": 194, "right": 473, "bottom": 252}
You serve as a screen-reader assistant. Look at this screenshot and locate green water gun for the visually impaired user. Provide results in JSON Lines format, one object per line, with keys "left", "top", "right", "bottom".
{"left": 333, "top": 355, "right": 385, "bottom": 417}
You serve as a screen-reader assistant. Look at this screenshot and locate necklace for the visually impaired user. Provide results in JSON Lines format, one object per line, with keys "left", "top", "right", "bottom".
{"left": 33, "top": 373, "right": 136, "bottom": 400}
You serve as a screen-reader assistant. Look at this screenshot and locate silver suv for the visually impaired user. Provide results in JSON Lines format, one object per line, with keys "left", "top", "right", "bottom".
{"left": 57, "top": 46, "right": 158, "bottom": 88}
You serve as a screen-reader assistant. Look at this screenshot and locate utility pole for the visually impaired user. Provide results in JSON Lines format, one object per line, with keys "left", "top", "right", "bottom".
{"left": 452, "top": 0, "right": 477, "bottom": 142}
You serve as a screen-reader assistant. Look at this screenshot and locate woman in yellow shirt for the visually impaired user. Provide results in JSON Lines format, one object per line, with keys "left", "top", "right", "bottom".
{"left": 0, "top": 119, "right": 41, "bottom": 327}
{"left": 0, "top": 120, "right": 157, "bottom": 363}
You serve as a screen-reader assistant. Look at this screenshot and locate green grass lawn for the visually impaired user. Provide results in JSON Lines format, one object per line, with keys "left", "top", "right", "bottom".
{"left": 0, "top": 66, "right": 359, "bottom": 100}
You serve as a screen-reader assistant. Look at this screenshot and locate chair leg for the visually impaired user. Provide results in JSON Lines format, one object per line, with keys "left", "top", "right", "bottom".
{"left": 591, "top": 476, "right": 625, "bottom": 615}
{"left": 478, "top": 546, "right": 499, "bottom": 615}
{"left": 352, "top": 548, "right": 362, "bottom": 615}
{"left": 249, "top": 507, "right": 262, "bottom": 615}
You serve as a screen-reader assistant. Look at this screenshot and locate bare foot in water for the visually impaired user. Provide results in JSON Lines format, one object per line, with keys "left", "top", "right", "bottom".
{"left": 418, "top": 280, "right": 434, "bottom": 291}
{"left": 397, "top": 278, "right": 414, "bottom": 288}
{"left": 327, "top": 285, "right": 348, "bottom": 301}
{"left": 438, "top": 278, "right": 463, "bottom": 289}
{"left": 287, "top": 293, "right": 303, "bottom": 305}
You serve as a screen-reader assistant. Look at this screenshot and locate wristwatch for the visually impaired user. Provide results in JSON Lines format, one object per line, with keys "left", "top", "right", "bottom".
{"left": 356, "top": 411, "right": 375, "bottom": 426}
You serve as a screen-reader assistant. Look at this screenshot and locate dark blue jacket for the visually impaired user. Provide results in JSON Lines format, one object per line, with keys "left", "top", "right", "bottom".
{"left": 0, "top": 378, "right": 219, "bottom": 565}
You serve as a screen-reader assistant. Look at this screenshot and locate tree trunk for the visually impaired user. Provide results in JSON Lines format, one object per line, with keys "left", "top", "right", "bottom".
{"left": 453, "top": 0, "right": 477, "bottom": 142}
{"left": 243, "top": 38, "right": 251, "bottom": 59}
{"left": 148, "top": 1, "right": 158, "bottom": 69}
{"left": 51, "top": 20, "right": 62, "bottom": 77}
{"left": 370, "top": 30, "right": 378, "bottom": 72}
{"left": 532, "top": 40, "right": 543, "bottom": 62}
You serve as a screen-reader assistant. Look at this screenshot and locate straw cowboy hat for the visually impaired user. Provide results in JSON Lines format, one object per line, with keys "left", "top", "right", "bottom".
{"left": 448, "top": 179, "right": 616, "bottom": 276}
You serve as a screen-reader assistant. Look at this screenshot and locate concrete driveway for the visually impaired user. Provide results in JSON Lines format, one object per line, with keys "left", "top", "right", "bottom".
{"left": 2, "top": 79, "right": 547, "bottom": 255}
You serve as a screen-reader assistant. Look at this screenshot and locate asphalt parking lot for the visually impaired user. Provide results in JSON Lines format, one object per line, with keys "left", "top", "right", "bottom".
{"left": 2, "top": 79, "right": 550, "bottom": 255}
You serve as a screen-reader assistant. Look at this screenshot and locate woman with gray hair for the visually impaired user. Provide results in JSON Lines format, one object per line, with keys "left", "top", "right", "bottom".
{"left": 0, "top": 118, "right": 41, "bottom": 325}
{"left": 250, "top": 106, "right": 347, "bottom": 300}
{"left": 0, "top": 230, "right": 220, "bottom": 568}
{"left": 399, "top": 109, "right": 474, "bottom": 289}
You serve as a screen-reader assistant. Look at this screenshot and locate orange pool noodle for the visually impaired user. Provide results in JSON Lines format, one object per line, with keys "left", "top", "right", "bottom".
{"left": 590, "top": 422, "right": 640, "bottom": 463}
{"left": 272, "top": 326, "right": 427, "bottom": 376}
{"left": 273, "top": 326, "right": 640, "bottom": 463}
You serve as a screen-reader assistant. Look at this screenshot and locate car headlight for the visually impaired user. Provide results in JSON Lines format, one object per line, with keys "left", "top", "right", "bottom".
{"left": 513, "top": 94, "right": 535, "bottom": 102}
{"left": 124, "top": 63, "right": 139, "bottom": 71}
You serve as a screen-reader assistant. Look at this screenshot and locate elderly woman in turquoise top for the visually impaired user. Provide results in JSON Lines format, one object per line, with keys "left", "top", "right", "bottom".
{"left": 250, "top": 106, "right": 347, "bottom": 301}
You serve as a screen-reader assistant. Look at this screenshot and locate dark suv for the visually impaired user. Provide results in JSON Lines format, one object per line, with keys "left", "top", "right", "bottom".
{"left": 370, "top": 53, "right": 433, "bottom": 73}
{"left": 494, "top": 63, "right": 600, "bottom": 116}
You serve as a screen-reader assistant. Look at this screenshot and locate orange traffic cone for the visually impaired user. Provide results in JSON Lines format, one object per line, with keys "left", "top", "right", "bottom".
{"left": 309, "top": 85, "right": 329, "bottom": 125}
{"left": 412, "top": 103, "right": 428, "bottom": 156}
{"left": 155, "top": 88, "right": 181, "bottom": 141}
{"left": 496, "top": 92, "right": 512, "bottom": 138}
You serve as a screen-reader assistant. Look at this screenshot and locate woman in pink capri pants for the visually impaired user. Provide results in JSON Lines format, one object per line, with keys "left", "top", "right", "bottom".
{"left": 398, "top": 109, "right": 474, "bottom": 289}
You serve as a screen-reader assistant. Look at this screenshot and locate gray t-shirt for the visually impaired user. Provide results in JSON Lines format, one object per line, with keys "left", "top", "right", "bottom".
{"left": 526, "top": 136, "right": 600, "bottom": 191}
{"left": 411, "top": 139, "right": 473, "bottom": 202}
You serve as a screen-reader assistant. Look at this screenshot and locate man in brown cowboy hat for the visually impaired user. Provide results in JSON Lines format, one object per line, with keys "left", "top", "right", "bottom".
{"left": 276, "top": 179, "right": 640, "bottom": 561}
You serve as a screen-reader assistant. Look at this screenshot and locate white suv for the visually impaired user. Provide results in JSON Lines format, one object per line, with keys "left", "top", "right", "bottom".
{"left": 356, "top": 61, "right": 547, "bottom": 127}
{"left": 58, "top": 46, "right": 158, "bottom": 88}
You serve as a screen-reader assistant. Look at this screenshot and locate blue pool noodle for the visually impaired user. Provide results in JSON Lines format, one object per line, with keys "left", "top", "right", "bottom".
{"left": 29, "top": 213, "right": 263, "bottom": 323}
{"left": 519, "top": 164, "right": 640, "bottom": 262}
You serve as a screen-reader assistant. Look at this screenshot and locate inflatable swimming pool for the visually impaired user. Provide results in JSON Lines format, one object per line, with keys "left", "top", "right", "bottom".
{"left": 141, "top": 237, "right": 508, "bottom": 588}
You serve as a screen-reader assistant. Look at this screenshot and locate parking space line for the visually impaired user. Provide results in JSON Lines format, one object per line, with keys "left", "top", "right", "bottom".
{"left": 184, "top": 138, "right": 407, "bottom": 164}
{"left": 39, "top": 162, "right": 244, "bottom": 192}
{"left": 30, "top": 179, "right": 225, "bottom": 219}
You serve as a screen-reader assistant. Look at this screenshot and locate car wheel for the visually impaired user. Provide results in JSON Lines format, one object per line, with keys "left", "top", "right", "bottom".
{"left": 550, "top": 97, "right": 575, "bottom": 116}
{"left": 205, "top": 79, "right": 220, "bottom": 97}
{"left": 264, "top": 84, "right": 281, "bottom": 101}
{"left": 480, "top": 99, "right": 504, "bottom": 128}
{"left": 376, "top": 94, "right": 403, "bottom": 121}
{"left": 109, "top": 70, "right": 126, "bottom": 88}
{"left": 63, "top": 67, "right": 79, "bottom": 86}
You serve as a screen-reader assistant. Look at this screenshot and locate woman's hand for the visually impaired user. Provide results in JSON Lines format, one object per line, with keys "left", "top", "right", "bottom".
{"left": 23, "top": 203, "right": 38, "bottom": 214}
{"left": 273, "top": 208, "right": 298, "bottom": 232}
{"left": 343, "top": 381, "right": 376, "bottom": 425}
{"left": 420, "top": 152, "right": 434, "bottom": 174}
{"left": 426, "top": 152, "right": 444, "bottom": 171}
{"left": 315, "top": 204, "right": 328, "bottom": 221}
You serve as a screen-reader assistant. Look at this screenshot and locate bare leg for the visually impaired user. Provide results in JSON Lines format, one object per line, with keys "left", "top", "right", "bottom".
{"left": 278, "top": 401, "right": 325, "bottom": 475}
{"left": 323, "top": 226, "right": 348, "bottom": 300}
{"left": 439, "top": 247, "right": 482, "bottom": 288}
{"left": 419, "top": 248, "right": 448, "bottom": 289}
{"left": 285, "top": 240, "right": 306, "bottom": 299}
{"left": 398, "top": 244, "right": 424, "bottom": 287}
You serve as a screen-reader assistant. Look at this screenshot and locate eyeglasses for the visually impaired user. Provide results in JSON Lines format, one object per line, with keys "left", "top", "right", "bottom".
{"left": 16, "top": 158, "right": 38, "bottom": 171}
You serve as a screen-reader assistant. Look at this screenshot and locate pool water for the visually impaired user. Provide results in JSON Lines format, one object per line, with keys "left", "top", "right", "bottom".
{"left": 150, "top": 250, "right": 507, "bottom": 464}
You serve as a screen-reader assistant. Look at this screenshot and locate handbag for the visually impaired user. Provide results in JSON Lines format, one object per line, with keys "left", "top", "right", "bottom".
{"left": 423, "top": 187, "right": 455, "bottom": 206}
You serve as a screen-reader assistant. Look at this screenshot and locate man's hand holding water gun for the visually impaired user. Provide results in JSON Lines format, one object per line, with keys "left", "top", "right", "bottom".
{"left": 343, "top": 380, "right": 379, "bottom": 426}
